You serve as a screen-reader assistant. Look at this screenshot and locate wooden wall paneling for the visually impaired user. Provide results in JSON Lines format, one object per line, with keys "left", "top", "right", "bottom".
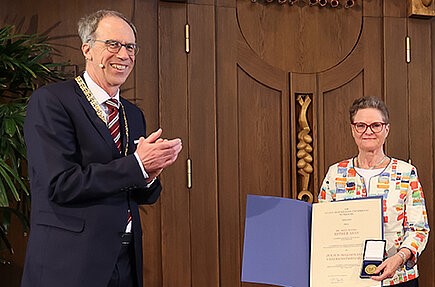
{"left": 158, "top": 2, "right": 191, "bottom": 287}
{"left": 238, "top": 43, "right": 288, "bottom": 91}
{"left": 383, "top": 0, "right": 408, "bottom": 18}
{"left": 236, "top": 39, "right": 289, "bottom": 201}
{"left": 236, "top": 66, "right": 284, "bottom": 207}
{"left": 135, "top": 1, "right": 163, "bottom": 286}
{"left": 364, "top": 0, "right": 383, "bottom": 17}
{"left": 217, "top": 5, "right": 290, "bottom": 286}
{"left": 216, "top": 6, "right": 241, "bottom": 287}
{"left": 431, "top": 16, "right": 435, "bottom": 287}
{"left": 216, "top": 0, "right": 236, "bottom": 8}
{"left": 317, "top": 39, "right": 364, "bottom": 93}
{"left": 236, "top": 1, "right": 362, "bottom": 74}
{"left": 425, "top": 15, "right": 435, "bottom": 287}
{"left": 383, "top": 17, "right": 409, "bottom": 162}
{"left": 237, "top": 31, "right": 289, "bottom": 287}
{"left": 317, "top": 39, "right": 364, "bottom": 178}
{"left": 135, "top": 0, "right": 160, "bottom": 121}
{"left": 362, "top": 17, "right": 383, "bottom": 98}
{"left": 320, "top": 74, "right": 364, "bottom": 171}
{"left": 188, "top": 0, "right": 214, "bottom": 4}
{"left": 236, "top": 74, "right": 287, "bottom": 287}
{"left": 187, "top": 3, "right": 220, "bottom": 287}
{"left": 408, "top": 18, "right": 434, "bottom": 287}
{"left": 290, "top": 73, "right": 317, "bottom": 96}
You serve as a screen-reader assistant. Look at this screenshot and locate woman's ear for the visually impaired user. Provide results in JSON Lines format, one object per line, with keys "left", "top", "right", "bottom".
{"left": 385, "top": 123, "right": 390, "bottom": 136}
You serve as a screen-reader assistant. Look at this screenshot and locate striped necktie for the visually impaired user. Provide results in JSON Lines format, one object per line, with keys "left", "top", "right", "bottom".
{"left": 105, "top": 99, "right": 121, "bottom": 152}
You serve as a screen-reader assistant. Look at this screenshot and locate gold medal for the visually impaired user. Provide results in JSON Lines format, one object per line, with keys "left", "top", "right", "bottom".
{"left": 364, "top": 264, "right": 377, "bottom": 275}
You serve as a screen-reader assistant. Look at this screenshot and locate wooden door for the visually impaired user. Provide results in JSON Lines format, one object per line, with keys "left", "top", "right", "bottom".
{"left": 158, "top": 1, "right": 220, "bottom": 286}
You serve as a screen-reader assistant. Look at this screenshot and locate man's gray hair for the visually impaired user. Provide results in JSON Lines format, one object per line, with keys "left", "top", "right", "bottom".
{"left": 77, "top": 10, "right": 137, "bottom": 44}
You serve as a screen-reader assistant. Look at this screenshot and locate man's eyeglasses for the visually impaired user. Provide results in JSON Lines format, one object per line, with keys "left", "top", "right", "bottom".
{"left": 93, "top": 39, "right": 139, "bottom": 56}
{"left": 351, "top": 122, "right": 387, "bottom": 134}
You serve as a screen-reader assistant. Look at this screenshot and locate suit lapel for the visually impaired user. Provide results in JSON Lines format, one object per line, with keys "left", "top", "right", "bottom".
{"left": 119, "top": 98, "right": 129, "bottom": 155}
{"left": 74, "top": 82, "right": 121, "bottom": 157}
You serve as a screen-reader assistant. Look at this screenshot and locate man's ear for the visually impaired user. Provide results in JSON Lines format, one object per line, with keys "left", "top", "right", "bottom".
{"left": 82, "top": 43, "right": 92, "bottom": 60}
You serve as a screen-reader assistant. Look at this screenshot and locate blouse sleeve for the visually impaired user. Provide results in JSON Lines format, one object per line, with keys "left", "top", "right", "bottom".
{"left": 401, "top": 166, "right": 430, "bottom": 267}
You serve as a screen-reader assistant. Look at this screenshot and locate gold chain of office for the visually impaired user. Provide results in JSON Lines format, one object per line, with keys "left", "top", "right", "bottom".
{"left": 75, "top": 76, "right": 130, "bottom": 156}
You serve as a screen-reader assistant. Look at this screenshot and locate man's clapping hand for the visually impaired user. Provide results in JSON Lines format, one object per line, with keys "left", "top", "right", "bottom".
{"left": 135, "top": 128, "right": 182, "bottom": 180}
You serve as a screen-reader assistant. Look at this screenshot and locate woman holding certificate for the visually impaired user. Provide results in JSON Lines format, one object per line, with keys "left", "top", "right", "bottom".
{"left": 319, "top": 96, "right": 430, "bottom": 287}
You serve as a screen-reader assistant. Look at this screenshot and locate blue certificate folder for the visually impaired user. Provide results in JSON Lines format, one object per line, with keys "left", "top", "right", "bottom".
{"left": 241, "top": 195, "right": 312, "bottom": 287}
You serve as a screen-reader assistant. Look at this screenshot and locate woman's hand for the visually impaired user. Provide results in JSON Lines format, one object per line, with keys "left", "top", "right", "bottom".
{"left": 370, "top": 249, "right": 411, "bottom": 281}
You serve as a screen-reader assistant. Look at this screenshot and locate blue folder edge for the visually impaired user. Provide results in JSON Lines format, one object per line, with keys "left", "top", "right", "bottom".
{"left": 241, "top": 194, "right": 312, "bottom": 287}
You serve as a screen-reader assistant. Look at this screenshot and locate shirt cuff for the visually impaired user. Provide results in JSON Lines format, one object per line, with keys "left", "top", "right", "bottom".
{"left": 134, "top": 152, "right": 149, "bottom": 181}
{"left": 146, "top": 177, "right": 156, "bottom": 188}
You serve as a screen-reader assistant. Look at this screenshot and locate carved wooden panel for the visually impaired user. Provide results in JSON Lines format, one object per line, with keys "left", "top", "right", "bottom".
{"left": 408, "top": 0, "right": 435, "bottom": 17}
{"left": 236, "top": 0, "right": 362, "bottom": 73}
{"left": 295, "top": 94, "right": 314, "bottom": 202}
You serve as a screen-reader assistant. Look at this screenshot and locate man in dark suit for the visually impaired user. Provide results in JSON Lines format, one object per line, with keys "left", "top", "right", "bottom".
{"left": 21, "top": 10, "right": 182, "bottom": 287}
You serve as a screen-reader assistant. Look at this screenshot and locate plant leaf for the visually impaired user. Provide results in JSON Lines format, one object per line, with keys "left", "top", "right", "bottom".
{"left": 0, "top": 160, "right": 21, "bottom": 201}
{"left": 1, "top": 208, "right": 11, "bottom": 231}
{"left": 0, "top": 207, "right": 29, "bottom": 233}
{"left": 3, "top": 117, "right": 16, "bottom": 137}
{"left": 0, "top": 179, "right": 8, "bottom": 207}
{"left": 0, "top": 224, "right": 14, "bottom": 254}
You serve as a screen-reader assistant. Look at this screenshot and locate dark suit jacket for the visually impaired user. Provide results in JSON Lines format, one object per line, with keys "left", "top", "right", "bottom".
{"left": 21, "top": 77, "right": 161, "bottom": 287}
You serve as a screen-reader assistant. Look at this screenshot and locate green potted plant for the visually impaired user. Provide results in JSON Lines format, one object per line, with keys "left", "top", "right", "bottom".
{"left": 0, "top": 25, "right": 65, "bottom": 263}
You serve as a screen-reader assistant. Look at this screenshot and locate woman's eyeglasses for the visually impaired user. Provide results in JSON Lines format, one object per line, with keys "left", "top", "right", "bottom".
{"left": 93, "top": 39, "right": 139, "bottom": 56}
{"left": 351, "top": 122, "right": 387, "bottom": 134}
